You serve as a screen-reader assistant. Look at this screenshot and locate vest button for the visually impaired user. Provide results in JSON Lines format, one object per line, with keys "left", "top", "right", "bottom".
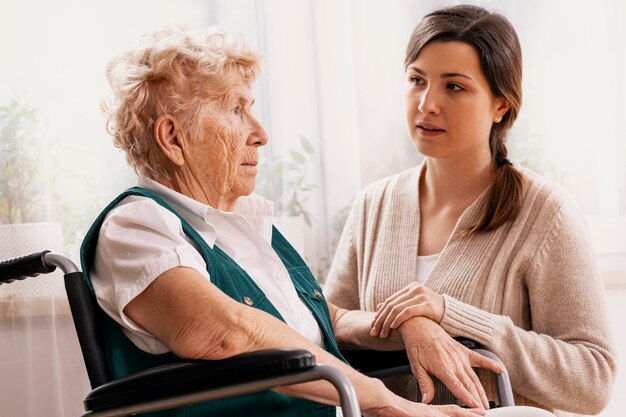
{"left": 312, "top": 290, "right": 323, "bottom": 300}
{"left": 243, "top": 296, "right": 254, "bottom": 306}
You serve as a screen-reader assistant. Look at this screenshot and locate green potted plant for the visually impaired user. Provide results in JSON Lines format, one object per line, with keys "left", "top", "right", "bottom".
{"left": 0, "top": 98, "right": 44, "bottom": 223}
{"left": 255, "top": 135, "right": 318, "bottom": 252}
{"left": 0, "top": 97, "right": 64, "bottom": 297}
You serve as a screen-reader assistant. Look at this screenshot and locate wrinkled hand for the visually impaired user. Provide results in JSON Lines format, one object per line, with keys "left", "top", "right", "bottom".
{"left": 363, "top": 389, "right": 485, "bottom": 417}
{"left": 366, "top": 403, "right": 486, "bottom": 417}
{"left": 371, "top": 282, "right": 445, "bottom": 339}
{"left": 398, "top": 317, "right": 504, "bottom": 409}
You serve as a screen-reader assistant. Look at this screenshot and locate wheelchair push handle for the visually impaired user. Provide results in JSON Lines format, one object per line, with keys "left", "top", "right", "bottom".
{"left": 0, "top": 250, "right": 55, "bottom": 283}
{"left": 0, "top": 251, "right": 80, "bottom": 284}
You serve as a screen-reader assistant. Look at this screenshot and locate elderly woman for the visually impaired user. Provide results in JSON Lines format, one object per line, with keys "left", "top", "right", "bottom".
{"left": 80, "top": 27, "right": 513, "bottom": 417}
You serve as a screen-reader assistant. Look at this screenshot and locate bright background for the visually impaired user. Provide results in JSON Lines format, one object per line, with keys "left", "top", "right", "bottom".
{"left": 0, "top": 1, "right": 624, "bottom": 416}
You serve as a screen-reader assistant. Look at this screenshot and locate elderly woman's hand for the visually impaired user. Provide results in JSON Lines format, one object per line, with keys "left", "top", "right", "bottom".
{"left": 396, "top": 317, "right": 504, "bottom": 409}
{"left": 370, "top": 282, "right": 445, "bottom": 339}
{"left": 361, "top": 382, "right": 486, "bottom": 417}
{"left": 364, "top": 397, "right": 486, "bottom": 417}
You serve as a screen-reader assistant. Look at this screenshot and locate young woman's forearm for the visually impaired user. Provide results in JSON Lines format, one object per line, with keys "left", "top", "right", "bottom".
{"left": 331, "top": 304, "right": 405, "bottom": 350}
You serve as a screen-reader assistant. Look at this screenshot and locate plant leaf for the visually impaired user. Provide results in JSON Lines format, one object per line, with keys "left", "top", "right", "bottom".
{"left": 300, "top": 136, "right": 314, "bottom": 155}
{"left": 289, "top": 150, "right": 305, "bottom": 164}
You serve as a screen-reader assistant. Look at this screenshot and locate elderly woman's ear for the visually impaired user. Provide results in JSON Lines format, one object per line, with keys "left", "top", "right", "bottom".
{"left": 154, "top": 114, "right": 185, "bottom": 167}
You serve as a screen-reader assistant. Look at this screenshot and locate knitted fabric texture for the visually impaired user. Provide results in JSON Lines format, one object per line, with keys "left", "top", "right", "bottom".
{"left": 325, "top": 164, "right": 616, "bottom": 415}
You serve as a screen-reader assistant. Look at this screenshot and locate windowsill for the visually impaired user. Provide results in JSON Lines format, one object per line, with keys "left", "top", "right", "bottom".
{"left": 585, "top": 215, "right": 626, "bottom": 286}
{"left": 586, "top": 214, "right": 626, "bottom": 254}
{"left": 0, "top": 297, "right": 72, "bottom": 318}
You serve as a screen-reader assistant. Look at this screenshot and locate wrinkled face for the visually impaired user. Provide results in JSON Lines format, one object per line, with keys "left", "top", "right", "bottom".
{"left": 402, "top": 40, "right": 507, "bottom": 161}
{"left": 185, "top": 82, "right": 268, "bottom": 204}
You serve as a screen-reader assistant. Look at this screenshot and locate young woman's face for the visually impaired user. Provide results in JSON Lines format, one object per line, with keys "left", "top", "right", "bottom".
{"left": 402, "top": 40, "right": 509, "bottom": 161}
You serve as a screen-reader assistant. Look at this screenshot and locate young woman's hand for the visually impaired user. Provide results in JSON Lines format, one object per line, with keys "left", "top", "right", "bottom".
{"left": 397, "top": 317, "right": 504, "bottom": 409}
{"left": 370, "top": 282, "right": 445, "bottom": 338}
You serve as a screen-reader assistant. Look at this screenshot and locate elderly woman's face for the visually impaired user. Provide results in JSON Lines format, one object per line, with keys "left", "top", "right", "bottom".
{"left": 184, "top": 82, "right": 268, "bottom": 206}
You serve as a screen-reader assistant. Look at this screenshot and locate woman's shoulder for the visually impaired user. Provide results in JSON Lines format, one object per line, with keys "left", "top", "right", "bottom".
{"left": 516, "top": 165, "right": 587, "bottom": 229}
{"left": 101, "top": 195, "right": 182, "bottom": 236}
{"left": 106, "top": 194, "right": 168, "bottom": 216}
{"left": 356, "top": 166, "right": 420, "bottom": 205}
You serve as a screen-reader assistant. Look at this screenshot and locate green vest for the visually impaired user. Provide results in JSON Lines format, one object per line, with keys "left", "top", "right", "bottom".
{"left": 80, "top": 187, "right": 346, "bottom": 417}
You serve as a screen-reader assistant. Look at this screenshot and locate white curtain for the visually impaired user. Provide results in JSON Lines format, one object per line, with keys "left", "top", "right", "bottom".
{"left": 1, "top": 1, "right": 624, "bottom": 416}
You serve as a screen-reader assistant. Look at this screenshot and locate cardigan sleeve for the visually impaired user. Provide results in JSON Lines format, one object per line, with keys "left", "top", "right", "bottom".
{"left": 439, "top": 202, "right": 617, "bottom": 414}
{"left": 324, "top": 195, "right": 361, "bottom": 311}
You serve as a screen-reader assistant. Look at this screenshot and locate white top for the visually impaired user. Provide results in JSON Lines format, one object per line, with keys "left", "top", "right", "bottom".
{"left": 91, "top": 176, "right": 324, "bottom": 354}
{"left": 416, "top": 253, "right": 440, "bottom": 284}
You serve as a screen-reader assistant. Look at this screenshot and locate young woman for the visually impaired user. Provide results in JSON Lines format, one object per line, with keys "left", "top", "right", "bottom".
{"left": 325, "top": 5, "right": 616, "bottom": 415}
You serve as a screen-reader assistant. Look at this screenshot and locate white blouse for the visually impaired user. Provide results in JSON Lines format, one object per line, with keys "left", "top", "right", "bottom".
{"left": 91, "top": 176, "right": 324, "bottom": 354}
{"left": 416, "top": 253, "right": 440, "bottom": 283}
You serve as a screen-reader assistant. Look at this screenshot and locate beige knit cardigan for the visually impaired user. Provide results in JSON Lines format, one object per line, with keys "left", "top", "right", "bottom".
{"left": 325, "top": 164, "right": 616, "bottom": 415}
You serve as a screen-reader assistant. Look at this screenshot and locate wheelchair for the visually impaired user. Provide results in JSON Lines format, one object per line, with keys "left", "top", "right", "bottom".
{"left": 0, "top": 250, "right": 518, "bottom": 417}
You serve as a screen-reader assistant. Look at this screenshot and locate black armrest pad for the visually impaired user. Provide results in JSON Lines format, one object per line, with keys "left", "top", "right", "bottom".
{"left": 85, "top": 348, "right": 315, "bottom": 411}
{"left": 342, "top": 349, "right": 409, "bottom": 374}
{"left": 455, "top": 337, "right": 481, "bottom": 350}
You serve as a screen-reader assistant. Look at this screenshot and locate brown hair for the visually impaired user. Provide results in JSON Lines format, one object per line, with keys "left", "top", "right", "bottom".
{"left": 406, "top": 5, "right": 526, "bottom": 232}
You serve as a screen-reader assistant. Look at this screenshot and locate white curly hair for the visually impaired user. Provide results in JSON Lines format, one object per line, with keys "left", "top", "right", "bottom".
{"left": 102, "top": 26, "right": 261, "bottom": 181}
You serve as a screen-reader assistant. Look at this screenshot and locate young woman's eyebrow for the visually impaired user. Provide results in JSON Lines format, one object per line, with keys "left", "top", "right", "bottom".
{"left": 441, "top": 72, "right": 473, "bottom": 81}
{"left": 407, "top": 66, "right": 426, "bottom": 75}
{"left": 407, "top": 66, "right": 473, "bottom": 82}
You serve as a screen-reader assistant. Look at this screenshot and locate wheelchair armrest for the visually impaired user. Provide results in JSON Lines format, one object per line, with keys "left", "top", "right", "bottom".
{"left": 341, "top": 349, "right": 410, "bottom": 378}
{"left": 84, "top": 348, "right": 316, "bottom": 412}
